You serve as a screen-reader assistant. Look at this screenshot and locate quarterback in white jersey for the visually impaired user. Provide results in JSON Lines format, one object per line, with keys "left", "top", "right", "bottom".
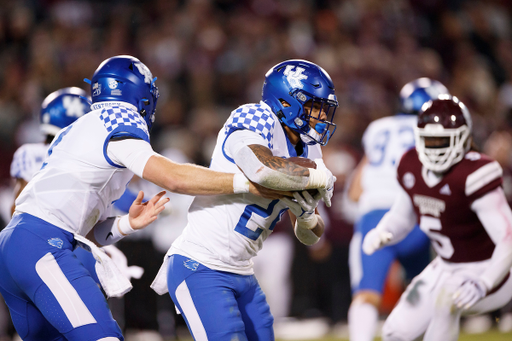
{"left": 363, "top": 96, "right": 512, "bottom": 341}
{"left": 347, "top": 78, "right": 448, "bottom": 341}
{"left": 155, "top": 59, "right": 338, "bottom": 341}
{"left": 10, "top": 87, "right": 142, "bottom": 286}
{"left": 0, "top": 56, "right": 330, "bottom": 341}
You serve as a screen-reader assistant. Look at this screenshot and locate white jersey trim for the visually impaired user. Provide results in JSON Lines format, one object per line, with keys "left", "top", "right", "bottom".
{"left": 465, "top": 161, "right": 502, "bottom": 196}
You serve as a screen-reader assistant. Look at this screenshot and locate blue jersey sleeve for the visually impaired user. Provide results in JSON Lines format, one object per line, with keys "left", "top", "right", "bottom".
{"left": 225, "top": 104, "right": 275, "bottom": 149}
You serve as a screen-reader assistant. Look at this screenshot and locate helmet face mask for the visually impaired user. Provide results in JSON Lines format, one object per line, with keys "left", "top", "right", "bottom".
{"left": 415, "top": 95, "right": 472, "bottom": 173}
{"left": 88, "top": 55, "right": 159, "bottom": 130}
{"left": 40, "top": 87, "right": 91, "bottom": 136}
{"left": 262, "top": 59, "right": 338, "bottom": 145}
{"left": 300, "top": 96, "right": 337, "bottom": 145}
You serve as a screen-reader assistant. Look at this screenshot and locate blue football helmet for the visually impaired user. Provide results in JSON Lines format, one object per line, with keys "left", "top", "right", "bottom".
{"left": 262, "top": 59, "right": 338, "bottom": 145}
{"left": 40, "top": 87, "right": 91, "bottom": 136}
{"left": 86, "top": 55, "right": 159, "bottom": 130}
{"left": 398, "top": 77, "right": 449, "bottom": 115}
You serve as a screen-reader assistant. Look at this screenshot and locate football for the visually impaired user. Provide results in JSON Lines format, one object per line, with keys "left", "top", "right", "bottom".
{"left": 287, "top": 156, "right": 317, "bottom": 169}
{"left": 287, "top": 157, "right": 319, "bottom": 196}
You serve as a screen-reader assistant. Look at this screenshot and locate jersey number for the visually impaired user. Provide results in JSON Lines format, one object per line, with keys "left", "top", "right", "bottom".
{"left": 419, "top": 216, "right": 454, "bottom": 259}
{"left": 368, "top": 126, "right": 414, "bottom": 166}
{"left": 234, "top": 200, "right": 286, "bottom": 240}
{"left": 41, "top": 125, "right": 73, "bottom": 170}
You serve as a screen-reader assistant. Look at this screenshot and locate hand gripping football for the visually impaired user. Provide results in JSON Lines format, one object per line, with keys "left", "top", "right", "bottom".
{"left": 287, "top": 157, "right": 319, "bottom": 196}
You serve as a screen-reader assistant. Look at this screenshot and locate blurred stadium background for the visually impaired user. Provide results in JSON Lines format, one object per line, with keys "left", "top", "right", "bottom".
{"left": 1, "top": 0, "right": 512, "bottom": 340}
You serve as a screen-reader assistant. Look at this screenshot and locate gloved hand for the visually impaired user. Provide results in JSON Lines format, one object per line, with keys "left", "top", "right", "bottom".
{"left": 102, "top": 245, "right": 144, "bottom": 280}
{"left": 362, "top": 228, "right": 393, "bottom": 255}
{"left": 292, "top": 190, "right": 322, "bottom": 214}
{"left": 314, "top": 159, "right": 336, "bottom": 208}
{"left": 453, "top": 278, "right": 487, "bottom": 310}
{"left": 281, "top": 193, "right": 318, "bottom": 230}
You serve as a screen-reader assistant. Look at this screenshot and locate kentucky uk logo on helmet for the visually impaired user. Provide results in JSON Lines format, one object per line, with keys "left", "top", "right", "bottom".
{"left": 283, "top": 65, "right": 308, "bottom": 88}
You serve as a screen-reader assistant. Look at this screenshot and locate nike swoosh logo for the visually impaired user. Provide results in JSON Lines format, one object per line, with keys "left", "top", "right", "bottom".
{"left": 106, "top": 232, "right": 113, "bottom": 240}
{"left": 311, "top": 83, "right": 321, "bottom": 88}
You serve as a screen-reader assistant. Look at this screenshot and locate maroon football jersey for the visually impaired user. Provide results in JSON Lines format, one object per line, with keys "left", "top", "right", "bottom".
{"left": 397, "top": 149, "right": 503, "bottom": 263}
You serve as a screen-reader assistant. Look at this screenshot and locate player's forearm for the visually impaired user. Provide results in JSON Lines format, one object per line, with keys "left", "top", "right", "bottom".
{"left": 376, "top": 190, "right": 417, "bottom": 244}
{"left": 234, "top": 144, "right": 324, "bottom": 191}
{"left": 347, "top": 156, "right": 367, "bottom": 202}
{"left": 294, "top": 214, "right": 324, "bottom": 245}
{"left": 472, "top": 188, "right": 512, "bottom": 290}
{"left": 480, "top": 239, "right": 512, "bottom": 291}
{"left": 11, "top": 178, "right": 28, "bottom": 216}
{"left": 143, "top": 155, "right": 237, "bottom": 195}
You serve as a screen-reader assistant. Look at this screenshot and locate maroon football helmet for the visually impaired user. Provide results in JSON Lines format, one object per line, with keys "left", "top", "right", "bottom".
{"left": 415, "top": 95, "right": 472, "bottom": 172}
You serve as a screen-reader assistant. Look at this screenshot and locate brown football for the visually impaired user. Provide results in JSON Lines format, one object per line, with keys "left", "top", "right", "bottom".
{"left": 287, "top": 157, "right": 319, "bottom": 196}
{"left": 287, "top": 156, "right": 317, "bottom": 169}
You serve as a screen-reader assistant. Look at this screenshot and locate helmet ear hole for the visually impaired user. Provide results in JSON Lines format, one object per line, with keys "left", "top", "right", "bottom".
{"left": 279, "top": 99, "right": 291, "bottom": 107}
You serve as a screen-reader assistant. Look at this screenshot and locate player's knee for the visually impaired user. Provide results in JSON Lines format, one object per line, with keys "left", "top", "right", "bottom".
{"left": 96, "top": 337, "right": 121, "bottom": 341}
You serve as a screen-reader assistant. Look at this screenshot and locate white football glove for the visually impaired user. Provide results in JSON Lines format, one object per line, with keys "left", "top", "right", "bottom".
{"left": 452, "top": 278, "right": 487, "bottom": 310}
{"left": 314, "top": 159, "right": 336, "bottom": 208}
{"left": 102, "top": 245, "right": 144, "bottom": 280}
{"left": 281, "top": 193, "right": 318, "bottom": 230}
{"left": 293, "top": 190, "right": 322, "bottom": 213}
{"left": 362, "top": 228, "right": 393, "bottom": 255}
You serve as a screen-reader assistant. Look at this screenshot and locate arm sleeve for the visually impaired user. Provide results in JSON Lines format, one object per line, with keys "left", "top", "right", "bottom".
{"left": 471, "top": 187, "right": 512, "bottom": 291}
{"left": 107, "top": 139, "right": 159, "bottom": 178}
{"left": 230, "top": 131, "right": 312, "bottom": 190}
{"left": 225, "top": 129, "right": 268, "bottom": 159}
{"left": 375, "top": 186, "right": 418, "bottom": 244}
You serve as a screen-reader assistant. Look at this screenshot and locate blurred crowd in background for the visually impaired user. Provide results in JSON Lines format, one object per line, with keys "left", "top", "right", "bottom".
{"left": 2, "top": 0, "right": 512, "bottom": 339}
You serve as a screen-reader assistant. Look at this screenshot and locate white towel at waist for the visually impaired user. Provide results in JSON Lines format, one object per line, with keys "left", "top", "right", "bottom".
{"left": 74, "top": 234, "right": 133, "bottom": 298}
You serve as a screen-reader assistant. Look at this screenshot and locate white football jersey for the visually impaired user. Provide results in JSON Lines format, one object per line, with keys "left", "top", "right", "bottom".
{"left": 358, "top": 115, "right": 417, "bottom": 216}
{"left": 10, "top": 143, "right": 49, "bottom": 182}
{"left": 15, "top": 101, "right": 151, "bottom": 237}
{"left": 169, "top": 101, "right": 322, "bottom": 275}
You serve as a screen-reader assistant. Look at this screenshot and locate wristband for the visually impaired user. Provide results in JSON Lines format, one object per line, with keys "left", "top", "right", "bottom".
{"left": 118, "top": 215, "right": 136, "bottom": 236}
{"left": 306, "top": 168, "right": 327, "bottom": 190}
{"left": 233, "top": 173, "right": 250, "bottom": 194}
{"left": 294, "top": 222, "right": 320, "bottom": 245}
{"left": 297, "top": 213, "right": 319, "bottom": 230}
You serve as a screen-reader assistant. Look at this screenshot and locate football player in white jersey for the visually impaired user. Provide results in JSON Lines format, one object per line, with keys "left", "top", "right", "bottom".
{"left": 347, "top": 78, "right": 448, "bottom": 341}
{"left": 363, "top": 96, "right": 512, "bottom": 341}
{"left": 152, "top": 59, "right": 338, "bottom": 341}
{"left": 9, "top": 87, "right": 143, "bottom": 286}
{"left": 10, "top": 87, "right": 90, "bottom": 215}
{"left": 0, "top": 55, "right": 333, "bottom": 341}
